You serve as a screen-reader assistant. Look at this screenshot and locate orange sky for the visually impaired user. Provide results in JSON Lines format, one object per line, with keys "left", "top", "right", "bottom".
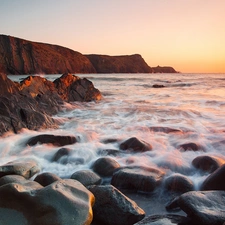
{"left": 0, "top": 0, "right": 225, "bottom": 73}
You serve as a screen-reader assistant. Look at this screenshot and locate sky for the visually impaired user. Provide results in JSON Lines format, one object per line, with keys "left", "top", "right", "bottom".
{"left": 0, "top": 0, "right": 225, "bottom": 73}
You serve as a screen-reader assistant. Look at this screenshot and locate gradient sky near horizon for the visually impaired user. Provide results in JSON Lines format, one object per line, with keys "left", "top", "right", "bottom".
{"left": 0, "top": 0, "right": 225, "bottom": 73}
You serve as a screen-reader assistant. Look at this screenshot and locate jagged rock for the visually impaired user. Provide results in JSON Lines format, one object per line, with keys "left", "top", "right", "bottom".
{"left": 0, "top": 35, "right": 96, "bottom": 74}
{"left": 86, "top": 54, "right": 152, "bottom": 73}
{"left": 111, "top": 166, "right": 165, "bottom": 192}
{"left": 71, "top": 170, "right": 102, "bottom": 186}
{"left": 92, "top": 157, "right": 120, "bottom": 177}
{"left": 0, "top": 158, "right": 40, "bottom": 179}
{"left": 120, "top": 137, "right": 152, "bottom": 152}
{"left": 201, "top": 164, "right": 225, "bottom": 190}
{"left": 166, "top": 191, "right": 225, "bottom": 225}
{"left": 34, "top": 172, "right": 62, "bottom": 187}
{"left": 26, "top": 134, "right": 77, "bottom": 147}
{"left": 192, "top": 155, "right": 225, "bottom": 173}
{"left": 88, "top": 185, "right": 145, "bottom": 225}
{"left": 0, "top": 179, "right": 95, "bottom": 225}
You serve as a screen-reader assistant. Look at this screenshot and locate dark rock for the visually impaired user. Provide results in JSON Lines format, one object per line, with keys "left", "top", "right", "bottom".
{"left": 86, "top": 54, "right": 152, "bottom": 73}
{"left": 71, "top": 170, "right": 102, "bottom": 186}
{"left": 111, "top": 166, "right": 165, "bottom": 192}
{"left": 0, "top": 35, "right": 96, "bottom": 75}
{"left": 101, "top": 138, "right": 119, "bottom": 144}
{"left": 167, "top": 191, "right": 225, "bottom": 225}
{"left": 0, "top": 73, "right": 19, "bottom": 95}
{"left": 152, "top": 65, "right": 177, "bottom": 73}
{"left": 54, "top": 73, "right": 102, "bottom": 102}
{"left": 201, "top": 164, "right": 225, "bottom": 191}
{"left": 26, "top": 134, "right": 77, "bottom": 147}
{"left": 178, "top": 142, "right": 201, "bottom": 151}
{"left": 34, "top": 172, "right": 62, "bottom": 186}
{"left": 152, "top": 84, "right": 165, "bottom": 88}
{"left": 164, "top": 174, "right": 194, "bottom": 194}
{"left": 120, "top": 137, "right": 152, "bottom": 152}
{"left": 192, "top": 155, "right": 225, "bottom": 173}
{"left": 98, "top": 149, "right": 122, "bottom": 156}
{"left": 0, "top": 175, "right": 42, "bottom": 190}
{"left": 0, "top": 179, "right": 95, "bottom": 225}
{"left": 0, "top": 158, "right": 40, "bottom": 179}
{"left": 92, "top": 157, "right": 120, "bottom": 177}
{"left": 149, "top": 126, "right": 182, "bottom": 133}
{"left": 134, "top": 214, "right": 191, "bottom": 225}
{"left": 88, "top": 185, "right": 145, "bottom": 225}
{"left": 52, "top": 148, "right": 72, "bottom": 162}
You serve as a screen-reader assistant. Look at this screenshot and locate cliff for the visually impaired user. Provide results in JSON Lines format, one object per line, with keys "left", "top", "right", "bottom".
{"left": 152, "top": 66, "right": 177, "bottom": 73}
{"left": 85, "top": 54, "right": 152, "bottom": 73}
{"left": 0, "top": 35, "right": 96, "bottom": 74}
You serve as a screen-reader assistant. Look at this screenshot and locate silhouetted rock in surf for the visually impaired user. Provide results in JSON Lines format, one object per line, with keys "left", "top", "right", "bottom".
{"left": 152, "top": 65, "right": 177, "bottom": 73}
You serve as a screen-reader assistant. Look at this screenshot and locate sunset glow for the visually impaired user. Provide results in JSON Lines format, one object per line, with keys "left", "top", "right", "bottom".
{"left": 0, "top": 0, "right": 225, "bottom": 73}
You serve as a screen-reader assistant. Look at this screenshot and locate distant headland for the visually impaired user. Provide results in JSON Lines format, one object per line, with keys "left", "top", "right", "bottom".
{"left": 0, "top": 35, "right": 177, "bottom": 75}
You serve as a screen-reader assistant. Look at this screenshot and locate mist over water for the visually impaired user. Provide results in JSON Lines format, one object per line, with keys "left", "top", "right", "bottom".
{"left": 4, "top": 73, "right": 225, "bottom": 190}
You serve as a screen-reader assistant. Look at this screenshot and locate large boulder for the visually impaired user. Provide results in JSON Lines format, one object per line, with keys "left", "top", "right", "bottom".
{"left": 120, "top": 137, "right": 152, "bottom": 152}
{"left": 0, "top": 158, "right": 40, "bottom": 179}
{"left": 0, "top": 179, "right": 95, "bottom": 225}
{"left": 34, "top": 172, "right": 62, "bottom": 187}
{"left": 166, "top": 191, "right": 225, "bottom": 225}
{"left": 111, "top": 166, "right": 165, "bottom": 192}
{"left": 201, "top": 164, "right": 225, "bottom": 191}
{"left": 88, "top": 185, "right": 145, "bottom": 225}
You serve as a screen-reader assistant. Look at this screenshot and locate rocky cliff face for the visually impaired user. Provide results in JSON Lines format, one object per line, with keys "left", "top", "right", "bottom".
{"left": 85, "top": 54, "right": 152, "bottom": 73}
{"left": 0, "top": 35, "right": 96, "bottom": 74}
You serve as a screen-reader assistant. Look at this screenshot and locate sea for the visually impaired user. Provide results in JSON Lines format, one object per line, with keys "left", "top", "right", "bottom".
{"left": 3, "top": 73, "right": 225, "bottom": 215}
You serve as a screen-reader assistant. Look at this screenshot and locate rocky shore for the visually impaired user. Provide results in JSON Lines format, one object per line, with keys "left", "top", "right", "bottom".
{"left": 0, "top": 73, "right": 225, "bottom": 225}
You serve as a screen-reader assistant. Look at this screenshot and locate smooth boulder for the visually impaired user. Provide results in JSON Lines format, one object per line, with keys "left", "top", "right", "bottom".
{"left": 88, "top": 185, "right": 145, "bottom": 225}
{"left": 34, "top": 172, "right": 62, "bottom": 186}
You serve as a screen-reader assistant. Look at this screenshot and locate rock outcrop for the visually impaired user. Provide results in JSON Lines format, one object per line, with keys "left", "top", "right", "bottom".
{"left": 152, "top": 65, "right": 177, "bottom": 73}
{"left": 0, "top": 35, "right": 96, "bottom": 74}
{"left": 0, "top": 73, "right": 102, "bottom": 135}
{"left": 85, "top": 54, "right": 152, "bottom": 73}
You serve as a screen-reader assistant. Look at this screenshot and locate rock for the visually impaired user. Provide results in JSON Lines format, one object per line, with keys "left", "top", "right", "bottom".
{"left": 92, "top": 157, "right": 120, "bottom": 177}
{"left": 71, "top": 170, "right": 102, "bottom": 186}
{"left": 0, "top": 175, "right": 42, "bottom": 190}
{"left": 86, "top": 54, "right": 152, "bottom": 73}
{"left": 0, "top": 35, "right": 96, "bottom": 75}
{"left": 178, "top": 142, "right": 201, "bottom": 151}
{"left": 88, "top": 185, "right": 145, "bottom": 225}
{"left": 98, "top": 149, "right": 122, "bottom": 156}
{"left": 152, "top": 66, "right": 177, "bottom": 73}
{"left": 167, "top": 191, "right": 225, "bottom": 225}
{"left": 201, "top": 164, "right": 225, "bottom": 190}
{"left": 52, "top": 148, "right": 72, "bottom": 162}
{"left": 0, "top": 179, "right": 95, "bottom": 225}
{"left": 0, "top": 158, "right": 40, "bottom": 179}
{"left": 152, "top": 84, "right": 165, "bottom": 88}
{"left": 164, "top": 174, "right": 194, "bottom": 194}
{"left": 134, "top": 214, "right": 191, "bottom": 225}
{"left": 34, "top": 172, "right": 62, "bottom": 186}
{"left": 26, "top": 134, "right": 77, "bottom": 146}
{"left": 0, "top": 73, "right": 19, "bottom": 95}
{"left": 149, "top": 126, "right": 182, "bottom": 133}
{"left": 111, "top": 166, "right": 165, "bottom": 192}
{"left": 120, "top": 137, "right": 152, "bottom": 152}
{"left": 54, "top": 73, "right": 102, "bottom": 102}
{"left": 192, "top": 155, "right": 225, "bottom": 173}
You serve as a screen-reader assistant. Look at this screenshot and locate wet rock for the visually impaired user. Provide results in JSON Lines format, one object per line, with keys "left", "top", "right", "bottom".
{"left": 152, "top": 84, "right": 165, "bottom": 88}
{"left": 178, "top": 142, "right": 201, "bottom": 151}
{"left": 34, "top": 172, "right": 62, "bottom": 187}
{"left": 92, "top": 157, "right": 120, "bottom": 177}
{"left": 0, "top": 179, "right": 95, "bottom": 225}
{"left": 0, "top": 73, "right": 19, "bottom": 95}
{"left": 71, "top": 170, "right": 102, "bottom": 186}
{"left": 149, "top": 126, "right": 182, "bottom": 133}
{"left": 54, "top": 73, "right": 102, "bottom": 102}
{"left": 164, "top": 173, "right": 194, "bottom": 194}
{"left": 134, "top": 214, "right": 191, "bottom": 225}
{"left": 201, "top": 164, "right": 225, "bottom": 191}
{"left": 192, "top": 155, "right": 225, "bottom": 173}
{"left": 120, "top": 137, "right": 152, "bottom": 152}
{"left": 101, "top": 138, "right": 119, "bottom": 144}
{"left": 98, "top": 149, "right": 122, "bottom": 156}
{"left": 0, "top": 175, "right": 42, "bottom": 190}
{"left": 88, "top": 184, "right": 145, "bottom": 225}
{"left": 0, "top": 158, "right": 40, "bottom": 179}
{"left": 167, "top": 190, "right": 225, "bottom": 225}
{"left": 111, "top": 166, "right": 165, "bottom": 192}
{"left": 52, "top": 148, "right": 72, "bottom": 162}
{"left": 26, "top": 134, "right": 77, "bottom": 147}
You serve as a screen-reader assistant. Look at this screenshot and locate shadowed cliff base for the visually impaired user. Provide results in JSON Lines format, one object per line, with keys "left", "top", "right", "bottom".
{"left": 0, "top": 35, "right": 177, "bottom": 74}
